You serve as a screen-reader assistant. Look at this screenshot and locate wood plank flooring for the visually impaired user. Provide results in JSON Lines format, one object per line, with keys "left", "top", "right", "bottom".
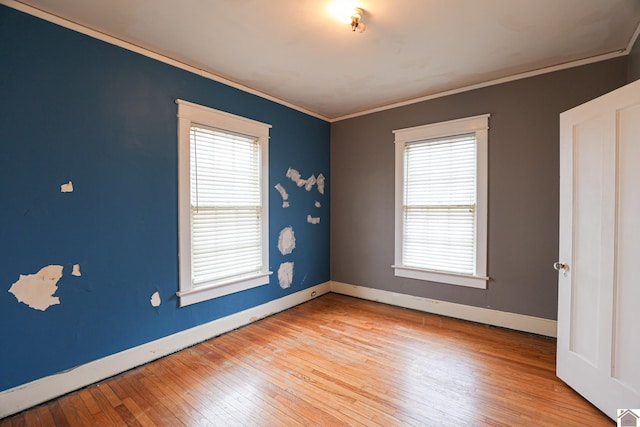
{"left": 1, "top": 293, "right": 612, "bottom": 426}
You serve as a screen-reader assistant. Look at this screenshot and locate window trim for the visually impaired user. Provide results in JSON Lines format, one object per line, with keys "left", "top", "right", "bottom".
{"left": 176, "top": 99, "right": 272, "bottom": 307}
{"left": 392, "top": 114, "right": 489, "bottom": 289}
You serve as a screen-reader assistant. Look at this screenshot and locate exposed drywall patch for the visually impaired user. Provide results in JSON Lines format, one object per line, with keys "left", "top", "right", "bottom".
{"left": 278, "top": 262, "right": 294, "bottom": 289}
{"left": 150, "top": 291, "right": 161, "bottom": 307}
{"left": 274, "top": 183, "right": 289, "bottom": 200}
{"left": 71, "top": 264, "right": 82, "bottom": 277}
{"left": 317, "top": 174, "right": 325, "bottom": 194}
{"left": 307, "top": 215, "right": 320, "bottom": 225}
{"left": 274, "top": 183, "right": 289, "bottom": 207}
{"left": 286, "top": 168, "right": 317, "bottom": 191}
{"left": 277, "top": 226, "right": 296, "bottom": 255}
{"left": 315, "top": 201, "right": 321, "bottom": 208}
{"left": 8, "top": 265, "right": 64, "bottom": 311}
{"left": 304, "top": 175, "right": 316, "bottom": 191}
{"left": 60, "top": 181, "right": 74, "bottom": 193}
{"left": 286, "top": 168, "right": 304, "bottom": 187}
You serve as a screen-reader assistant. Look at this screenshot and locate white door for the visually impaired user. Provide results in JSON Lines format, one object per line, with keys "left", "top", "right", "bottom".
{"left": 557, "top": 78, "right": 640, "bottom": 420}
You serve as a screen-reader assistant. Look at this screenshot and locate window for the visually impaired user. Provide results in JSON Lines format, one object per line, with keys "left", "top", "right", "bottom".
{"left": 177, "top": 100, "right": 271, "bottom": 306}
{"left": 393, "top": 114, "right": 489, "bottom": 289}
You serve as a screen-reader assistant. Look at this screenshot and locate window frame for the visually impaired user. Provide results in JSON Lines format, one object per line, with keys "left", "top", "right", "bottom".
{"left": 176, "top": 99, "right": 271, "bottom": 307}
{"left": 392, "top": 114, "right": 489, "bottom": 289}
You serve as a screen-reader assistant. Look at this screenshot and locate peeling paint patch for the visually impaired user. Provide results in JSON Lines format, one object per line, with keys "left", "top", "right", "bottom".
{"left": 150, "top": 291, "right": 161, "bottom": 307}
{"left": 286, "top": 168, "right": 304, "bottom": 187}
{"left": 274, "top": 183, "right": 289, "bottom": 200}
{"left": 315, "top": 201, "right": 321, "bottom": 208}
{"left": 274, "top": 183, "right": 289, "bottom": 207}
{"left": 8, "top": 265, "right": 64, "bottom": 311}
{"left": 307, "top": 215, "right": 320, "bottom": 225}
{"left": 71, "top": 264, "right": 82, "bottom": 277}
{"left": 304, "top": 175, "right": 316, "bottom": 191}
{"left": 278, "top": 226, "right": 296, "bottom": 255}
{"left": 60, "top": 181, "right": 74, "bottom": 193}
{"left": 278, "top": 262, "right": 294, "bottom": 289}
{"left": 317, "top": 174, "right": 325, "bottom": 194}
{"left": 286, "top": 168, "right": 317, "bottom": 191}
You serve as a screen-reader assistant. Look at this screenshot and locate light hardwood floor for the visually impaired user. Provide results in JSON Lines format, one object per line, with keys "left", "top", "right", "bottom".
{"left": 1, "top": 293, "right": 612, "bottom": 426}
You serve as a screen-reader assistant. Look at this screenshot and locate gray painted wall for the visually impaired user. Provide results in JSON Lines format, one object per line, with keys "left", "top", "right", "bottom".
{"left": 330, "top": 58, "right": 627, "bottom": 320}
{"left": 628, "top": 35, "right": 640, "bottom": 82}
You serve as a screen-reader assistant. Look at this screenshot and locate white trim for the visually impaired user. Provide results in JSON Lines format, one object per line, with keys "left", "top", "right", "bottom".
{"left": 329, "top": 281, "right": 557, "bottom": 338}
{"left": 177, "top": 100, "right": 271, "bottom": 307}
{"left": 393, "top": 114, "right": 490, "bottom": 143}
{"left": 0, "top": 282, "right": 332, "bottom": 419}
{"left": 393, "top": 114, "right": 489, "bottom": 289}
{"left": 333, "top": 50, "right": 627, "bottom": 122}
{"left": 0, "top": 0, "right": 329, "bottom": 122}
{"left": 176, "top": 272, "right": 273, "bottom": 307}
{"left": 626, "top": 21, "right": 640, "bottom": 54}
{"left": 176, "top": 99, "right": 272, "bottom": 135}
{"left": 392, "top": 265, "right": 488, "bottom": 289}
{"left": 1, "top": 0, "right": 633, "bottom": 123}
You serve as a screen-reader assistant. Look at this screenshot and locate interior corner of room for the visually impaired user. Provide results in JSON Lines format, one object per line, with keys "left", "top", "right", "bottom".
{"left": 1, "top": 0, "right": 639, "bottom": 423}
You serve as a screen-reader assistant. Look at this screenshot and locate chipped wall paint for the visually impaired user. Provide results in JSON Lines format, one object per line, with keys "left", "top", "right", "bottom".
{"left": 277, "top": 226, "right": 296, "bottom": 255}
{"left": 304, "top": 175, "right": 316, "bottom": 191}
{"left": 273, "top": 166, "right": 327, "bottom": 292}
{"left": 285, "top": 167, "right": 328, "bottom": 194}
{"left": 0, "top": 5, "right": 329, "bottom": 394}
{"left": 286, "top": 168, "right": 304, "bottom": 187}
{"left": 60, "top": 181, "right": 73, "bottom": 193}
{"left": 150, "top": 291, "right": 161, "bottom": 307}
{"left": 286, "top": 167, "right": 319, "bottom": 191}
{"left": 317, "top": 173, "right": 325, "bottom": 194}
{"left": 277, "top": 262, "right": 294, "bottom": 288}
{"left": 8, "top": 265, "right": 63, "bottom": 311}
{"left": 71, "top": 264, "right": 81, "bottom": 277}
{"left": 274, "top": 183, "right": 289, "bottom": 208}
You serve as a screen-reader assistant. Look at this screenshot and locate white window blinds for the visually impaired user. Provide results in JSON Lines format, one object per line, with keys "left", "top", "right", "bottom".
{"left": 403, "top": 133, "right": 477, "bottom": 274}
{"left": 190, "top": 125, "right": 262, "bottom": 286}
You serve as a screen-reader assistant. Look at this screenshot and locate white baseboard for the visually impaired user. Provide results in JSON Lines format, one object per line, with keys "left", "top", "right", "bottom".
{"left": 0, "top": 282, "right": 331, "bottom": 419}
{"left": 329, "top": 281, "right": 557, "bottom": 338}
{"left": 0, "top": 280, "right": 556, "bottom": 418}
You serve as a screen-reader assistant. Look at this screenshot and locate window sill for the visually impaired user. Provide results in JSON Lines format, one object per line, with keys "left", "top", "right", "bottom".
{"left": 177, "top": 271, "right": 272, "bottom": 307}
{"left": 392, "top": 265, "right": 488, "bottom": 289}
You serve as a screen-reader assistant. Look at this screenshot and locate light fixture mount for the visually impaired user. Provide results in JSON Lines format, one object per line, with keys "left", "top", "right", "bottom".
{"left": 350, "top": 8, "right": 366, "bottom": 33}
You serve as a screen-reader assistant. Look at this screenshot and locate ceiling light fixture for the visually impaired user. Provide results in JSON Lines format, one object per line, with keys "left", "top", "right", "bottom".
{"left": 329, "top": 2, "right": 367, "bottom": 33}
{"left": 350, "top": 8, "right": 366, "bottom": 33}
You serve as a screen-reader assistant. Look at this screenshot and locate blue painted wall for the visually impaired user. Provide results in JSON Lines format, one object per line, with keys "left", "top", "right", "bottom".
{"left": 0, "top": 5, "right": 330, "bottom": 392}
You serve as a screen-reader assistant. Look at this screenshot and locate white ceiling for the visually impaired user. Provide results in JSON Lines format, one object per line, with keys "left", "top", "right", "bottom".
{"left": 12, "top": 0, "right": 640, "bottom": 120}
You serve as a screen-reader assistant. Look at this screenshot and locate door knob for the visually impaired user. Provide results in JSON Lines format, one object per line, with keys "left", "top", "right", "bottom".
{"left": 554, "top": 262, "right": 569, "bottom": 277}
{"left": 553, "top": 262, "right": 567, "bottom": 271}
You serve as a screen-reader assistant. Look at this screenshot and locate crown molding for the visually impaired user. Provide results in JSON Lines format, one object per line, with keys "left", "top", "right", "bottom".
{"left": 2, "top": 0, "right": 636, "bottom": 123}
{"left": 0, "top": 0, "right": 330, "bottom": 122}
{"left": 332, "top": 49, "right": 628, "bottom": 122}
